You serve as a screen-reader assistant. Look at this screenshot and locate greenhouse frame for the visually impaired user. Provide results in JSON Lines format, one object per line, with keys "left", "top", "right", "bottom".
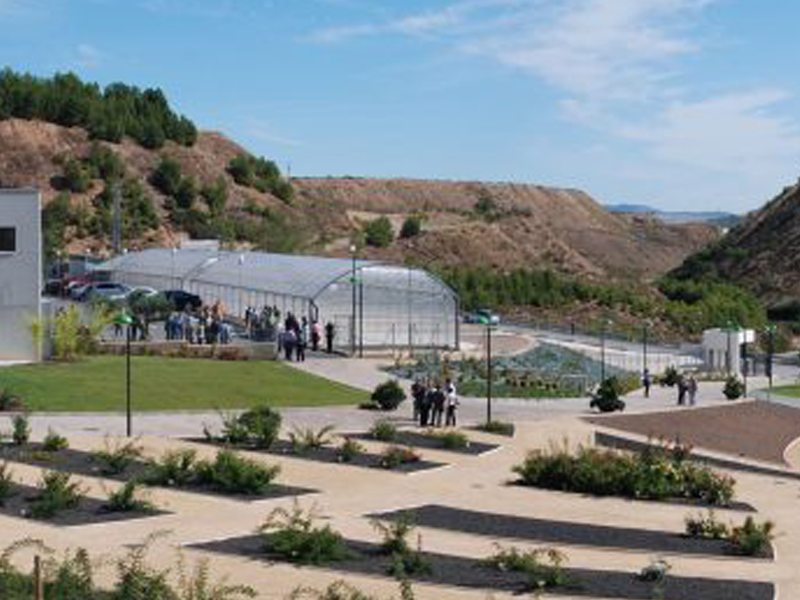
{"left": 97, "top": 249, "right": 460, "bottom": 352}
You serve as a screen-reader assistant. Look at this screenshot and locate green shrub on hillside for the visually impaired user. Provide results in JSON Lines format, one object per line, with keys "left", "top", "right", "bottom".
{"left": 364, "top": 217, "right": 394, "bottom": 248}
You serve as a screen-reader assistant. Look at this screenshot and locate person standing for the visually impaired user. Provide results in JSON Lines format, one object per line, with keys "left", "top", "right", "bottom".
{"left": 445, "top": 378, "right": 459, "bottom": 427}
{"left": 688, "top": 374, "right": 698, "bottom": 406}
{"left": 411, "top": 380, "right": 426, "bottom": 424}
{"left": 642, "top": 368, "right": 651, "bottom": 399}
{"left": 677, "top": 373, "right": 687, "bottom": 406}
{"left": 296, "top": 325, "right": 307, "bottom": 362}
{"left": 311, "top": 320, "right": 321, "bottom": 352}
{"left": 432, "top": 383, "right": 446, "bottom": 427}
{"left": 325, "top": 321, "right": 335, "bottom": 354}
{"left": 420, "top": 385, "right": 434, "bottom": 427}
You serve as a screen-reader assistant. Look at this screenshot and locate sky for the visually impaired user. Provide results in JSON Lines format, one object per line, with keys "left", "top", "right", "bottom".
{"left": 2, "top": 0, "right": 799, "bottom": 213}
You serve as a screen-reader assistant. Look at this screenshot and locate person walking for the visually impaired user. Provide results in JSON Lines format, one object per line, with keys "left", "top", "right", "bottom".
{"left": 311, "top": 320, "right": 321, "bottom": 352}
{"left": 688, "top": 374, "right": 698, "bottom": 406}
{"left": 444, "top": 378, "right": 459, "bottom": 427}
{"left": 677, "top": 373, "right": 687, "bottom": 406}
{"left": 296, "top": 325, "right": 307, "bottom": 362}
{"left": 642, "top": 368, "right": 651, "bottom": 399}
{"left": 325, "top": 321, "right": 335, "bottom": 354}
{"left": 282, "top": 328, "right": 296, "bottom": 361}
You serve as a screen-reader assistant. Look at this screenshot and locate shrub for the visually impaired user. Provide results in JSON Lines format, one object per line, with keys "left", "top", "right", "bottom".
{"left": 259, "top": 502, "right": 350, "bottom": 565}
{"left": 92, "top": 437, "right": 144, "bottom": 475}
{"left": 29, "top": 471, "right": 85, "bottom": 519}
{"left": 42, "top": 429, "right": 69, "bottom": 452}
{"left": 337, "top": 437, "right": 364, "bottom": 463}
{"left": 0, "top": 389, "right": 24, "bottom": 412}
{"left": 371, "top": 380, "right": 406, "bottom": 411}
{"left": 287, "top": 581, "right": 383, "bottom": 600}
{"left": 370, "top": 420, "right": 398, "bottom": 442}
{"left": 486, "top": 545, "right": 568, "bottom": 591}
{"left": 104, "top": 480, "right": 156, "bottom": 513}
{"left": 372, "top": 516, "right": 430, "bottom": 577}
{"left": 288, "top": 425, "right": 336, "bottom": 454}
{"left": 379, "top": 446, "right": 421, "bottom": 470}
{"left": 661, "top": 366, "right": 679, "bottom": 387}
{"left": 427, "top": 430, "right": 469, "bottom": 450}
{"left": 638, "top": 558, "right": 671, "bottom": 583}
{"left": 730, "top": 516, "right": 775, "bottom": 557}
{"left": 146, "top": 448, "right": 198, "bottom": 487}
{"left": 357, "top": 401, "right": 381, "bottom": 411}
{"left": 237, "top": 405, "right": 283, "bottom": 449}
{"left": 399, "top": 216, "right": 421, "bottom": 239}
{"left": 723, "top": 376, "right": 745, "bottom": 400}
{"left": 364, "top": 217, "right": 394, "bottom": 248}
{"left": 194, "top": 450, "right": 280, "bottom": 495}
{"left": 476, "top": 420, "right": 515, "bottom": 436}
{"left": 0, "top": 462, "right": 15, "bottom": 506}
{"left": 589, "top": 377, "right": 626, "bottom": 413}
{"left": 11, "top": 414, "right": 29, "bottom": 446}
{"left": 216, "top": 410, "right": 250, "bottom": 445}
{"left": 685, "top": 510, "right": 729, "bottom": 539}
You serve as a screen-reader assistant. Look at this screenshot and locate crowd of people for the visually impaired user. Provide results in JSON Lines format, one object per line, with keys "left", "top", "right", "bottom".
{"left": 642, "top": 367, "right": 699, "bottom": 405}
{"left": 164, "top": 301, "right": 232, "bottom": 345}
{"left": 410, "top": 378, "right": 459, "bottom": 427}
{"left": 269, "top": 311, "right": 338, "bottom": 361}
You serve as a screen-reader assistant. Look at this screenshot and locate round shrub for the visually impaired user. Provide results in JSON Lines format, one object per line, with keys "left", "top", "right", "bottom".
{"left": 370, "top": 380, "right": 406, "bottom": 411}
{"left": 723, "top": 376, "right": 744, "bottom": 400}
{"left": 589, "top": 377, "right": 626, "bottom": 413}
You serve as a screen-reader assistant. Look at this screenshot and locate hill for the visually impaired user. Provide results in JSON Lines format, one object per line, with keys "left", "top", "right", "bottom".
{"left": 605, "top": 203, "right": 739, "bottom": 226}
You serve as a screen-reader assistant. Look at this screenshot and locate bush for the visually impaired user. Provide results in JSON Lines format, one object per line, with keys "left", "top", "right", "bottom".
{"left": 723, "top": 375, "right": 745, "bottom": 400}
{"left": 364, "top": 217, "right": 394, "bottom": 248}
{"left": 42, "top": 429, "right": 69, "bottom": 452}
{"left": 11, "top": 414, "right": 29, "bottom": 446}
{"left": 370, "top": 420, "right": 398, "bottom": 442}
{"left": 29, "top": 471, "right": 85, "bottom": 519}
{"left": 104, "top": 480, "right": 156, "bottom": 513}
{"left": 92, "top": 437, "right": 144, "bottom": 475}
{"left": 259, "top": 502, "right": 350, "bottom": 565}
{"left": 288, "top": 425, "right": 336, "bottom": 454}
{"left": 685, "top": 510, "right": 729, "bottom": 539}
{"left": 237, "top": 405, "right": 283, "bottom": 449}
{"left": 336, "top": 437, "right": 364, "bottom": 463}
{"left": 372, "top": 516, "right": 431, "bottom": 577}
{"left": 399, "top": 216, "right": 421, "bottom": 239}
{"left": 426, "top": 430, "right": 469, "bottom": 450}
{"left": 371, "top": 381, "right": 406, "bottom": 411}
{"left": 486, "top": 545, "right": 568, "bottom": 591}
{"left": 661, "top": 366, "right": 680, "bottom": 387}
{"left": 146, "top": 448, "right": 198, "bottom": 487}
{"left": 589, "top": 377, "right": 626, "bottom": 413}
{"left": 0, "top": 462, "right": 15, "bottom": 507}
{"left": 476, "top": 420, "right": 515, "bottom": 436}
{"left": 512, "top": 442, "right": 736, "bottom": 506}
{"left": 379, "top": 446, "right": 421, "bottom": 470}
{"left": 730, "top": 516, "right": 775, "bottom": 557}
{"left": 194, "top": 449, "right": 280, "bottom": 495}
{"left": 0, "top": 389, "right": 24, "bottom": 412}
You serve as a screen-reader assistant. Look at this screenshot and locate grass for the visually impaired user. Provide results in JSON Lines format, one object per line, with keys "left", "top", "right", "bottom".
{"left": 772, "top": 384, "right": 800, "bottom": 398}
{"left": 0, "top": 357, "right": 366, "bottom": 412}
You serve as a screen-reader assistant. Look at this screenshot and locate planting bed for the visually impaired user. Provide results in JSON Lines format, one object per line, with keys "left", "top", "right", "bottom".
{"left": 188, "top": 438, "right": 447, "bottom": 474}
{"left": 0, "top": 443, "right": 315, "bottom": 502}
{"left": 370, "top": 504, "right": 773, "bottom": 559}
{"left": 353, "top": 430, "right": 499, "bottom": 455}
{"left": 0, "top": 482, "right": 167, "bottom": 526}
{"left": 193, "top": 534, "right": 775, "bottom": 600}
{"left": 595, "top": 432, "right": 800, "bottom": 482}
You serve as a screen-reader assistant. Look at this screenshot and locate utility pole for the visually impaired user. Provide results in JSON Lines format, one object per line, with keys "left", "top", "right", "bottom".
{"left": 111, "top": 181, "right": 122, "bottom": 256}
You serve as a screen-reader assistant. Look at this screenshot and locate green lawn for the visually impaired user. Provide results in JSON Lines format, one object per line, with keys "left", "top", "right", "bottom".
{"left": 0, "top": 357, "right": 367, "bottom": 412}
{"left": 771, "top": 384, "right": 800, "bottom": 398}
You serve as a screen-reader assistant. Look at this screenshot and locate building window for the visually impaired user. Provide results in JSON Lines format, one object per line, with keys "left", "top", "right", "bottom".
{"left": 0, "top": 227, "right": 16, "bottom": 252}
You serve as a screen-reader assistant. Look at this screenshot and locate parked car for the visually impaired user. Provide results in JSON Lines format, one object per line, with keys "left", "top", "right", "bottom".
{"left": 163, "top": 289, "right": 203, "bottom": 311}
{"left": 463, "top": 308, "right": 500, "bottom": 325}
{"left": 82, "top": 283, "right": 131, "bottom": 303}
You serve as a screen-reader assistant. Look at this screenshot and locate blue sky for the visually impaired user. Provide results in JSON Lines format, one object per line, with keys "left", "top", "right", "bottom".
{"left": 2, "top": 0, "right": 799, "bottom": 213}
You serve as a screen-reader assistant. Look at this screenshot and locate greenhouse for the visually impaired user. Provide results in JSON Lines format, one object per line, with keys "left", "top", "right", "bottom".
{"left": 96, "top": 249, "right": 460, "bottom": 351}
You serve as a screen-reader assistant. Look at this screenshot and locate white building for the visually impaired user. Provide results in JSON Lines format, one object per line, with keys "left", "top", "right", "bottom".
{"left": 702, "top": 327, "right": 756, "bottom": 376}
{"left": 0, "top": 189, "right": 42, "bottom": 362}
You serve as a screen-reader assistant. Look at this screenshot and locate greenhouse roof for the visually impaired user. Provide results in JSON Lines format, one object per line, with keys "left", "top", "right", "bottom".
{"left": 97, "top": 248, "right": 390, "bottom": 300}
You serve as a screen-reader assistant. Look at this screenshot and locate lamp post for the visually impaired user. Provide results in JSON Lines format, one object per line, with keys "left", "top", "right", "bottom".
{"left": 114, "top": 312, "right": 134, "bottom": 437}
{"left": 642, "top": 321, "right": 649, "bottom": 377}
{"left": 483, "top": 318, "right": 496, "bottom": 424}
{"left": 350, "top": 243, "right": 357, "bottom": 356}
{"left": 600, "top": 320, "right": 608, "bottom": 382}
{"left": 765, "top": 323, "right": 776, "bottom": 400}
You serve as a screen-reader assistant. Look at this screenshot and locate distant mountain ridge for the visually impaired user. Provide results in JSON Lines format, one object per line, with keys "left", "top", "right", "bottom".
{"left": 605, "top": 203, "right": 739, "bottom": 225}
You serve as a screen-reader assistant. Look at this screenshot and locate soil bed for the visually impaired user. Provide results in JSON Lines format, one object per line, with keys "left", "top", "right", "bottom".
{"left": 370, "top": 504, "right": 773, "bottom": 559}
{"left": 0, "top": 443, "right": 316, "bottom": 503}
{"left": 352, "top": 430, "right": 499, "bottom": 455}
{"left": 595, "top": 432, "right": 800, "bottom": 482}
{"left": 192, "top": 534, "right": 774, "bottom": 600}
{"left": 187, "top": 438, "right": 446, "bottom": 474}
{"left": 0, "top": 482, "right": 167, "bottom": 526}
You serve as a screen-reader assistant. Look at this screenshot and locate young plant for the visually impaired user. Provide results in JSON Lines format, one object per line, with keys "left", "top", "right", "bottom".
{"left": 638, "top": 558, "right": 671, "bottom": 600}
{"left": 216, "top": 410, "right": 250, "bottom": 445}
{"left": 684, "top": 510, "right": 729, "bottom": 540}
{"left": 11, "top": 414, "right": 30, "bottom": 446}
{"left": 372, "top": 515, "right": 431, "bottom": 577}
{"left": 0, "top": 388, "right": 24, "bottom": 412}
{"left": 104, "top": 480, "right": 156, "bottom": 513}
{"left": 486, "top": 545, "right": 568, "bottom": 591}
{"left": 146, "top": 448, "right": 198, "bottom": 487}
{"left": 476, "top": 420, "right": 515, "bottom": 436}
{"left": 428, "top": 430, "right": 469, "bottom": 450}
{"left": 287, "top": 581, "right": 382, "bottom": 600}
{"left": 730, "top": 517, "right": 775, "bottom": 557}
{"left": 370, "top": 420, "right": 398, "bottom": 442}
{"left": 288, "top": 425, "right": 336, "bottom": 454}
{"left": 175, "top": 554, "right": 256, "bottom": 600}
{"left": 194, "top": 449, "right": 280, "bottom": 495}
{"left": 336, "top": 437, "right": 364, "bottom": 463}
{"left": 258, "top": 501, "right": 350, "bottom": 565}
{"left": 370, "top": 381, "right": 406, "bottom": 411}
{"left": 42, "top": 428, "right": 70, "bottom": 452}
{"left": 237, "top": 405, "right": 283, "bottom": 449}
{"left": 379, "top": 446, "right": 421, "bottom": 470}
{"left": 0, "top": 462, "right": 15, "bottom": 507}
{"left": 92, "top": 437, "right": 144, "bottom": 475}
{"left": 28, "top": 471, "right": 85, "bottom": 519}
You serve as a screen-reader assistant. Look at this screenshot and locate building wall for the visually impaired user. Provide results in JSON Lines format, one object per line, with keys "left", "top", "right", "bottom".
{"left": 0, "top": 189, "right": 41, "bottom": 361}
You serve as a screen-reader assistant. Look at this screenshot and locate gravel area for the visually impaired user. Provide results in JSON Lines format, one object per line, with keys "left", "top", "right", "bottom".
{"left": 370, "top": 504, "right": 773, "bottom": 559}
{"left": 187, "top": 438, "right": 448, "bottom": 474}
{"left": 0, "top": 482, "right": 167, "bottom": 526}
{"left": 585, "top": 401, "right": 800, "bottom": 466}
{"left": 351, "top": 430, "right": 499, "bottom": 456}
{"left": 0, "top": 443, "right": 316, "bottom": 503}
{"left": 596, "top": 432, "right": 800, "bottom": 482}
{"left": 193, "top": 534, "right": 775, "bottom": 600}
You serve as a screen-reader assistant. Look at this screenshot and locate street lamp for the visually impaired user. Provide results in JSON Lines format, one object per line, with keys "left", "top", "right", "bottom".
{"left": 600, "top": 320, "right": 609, "bottom": 382}
{"left": 350, "top": 243, "right": 357, "bottom": 356}
{"left": 482, "top": 317, "right": 497, "bottom": 424}
{"left": 114, "top": 311, "right": 134, "bottom": 437}
{"left": 765, "top": 323, "right": 777, "bottom": 400}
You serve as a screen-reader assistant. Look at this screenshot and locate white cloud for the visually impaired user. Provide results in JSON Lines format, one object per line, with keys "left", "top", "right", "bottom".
{"left": 245, "top": 119, "right": 303, "bottom": 148}
{"left": 75, "top": 44, "right": 103, "bottom": 69}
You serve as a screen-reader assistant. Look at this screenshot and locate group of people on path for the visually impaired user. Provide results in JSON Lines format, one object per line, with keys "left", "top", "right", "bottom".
{"left": 276, "top": 313, "right": 337, "bottom": 361}
{"left": 164, "top": 302, "right": 231, "bottom": 345}
{"left": 410, "top": 378, "right": 459, "bottom": 427}
{"left": 641, "top": 368, "right": 698, "bottom": 405}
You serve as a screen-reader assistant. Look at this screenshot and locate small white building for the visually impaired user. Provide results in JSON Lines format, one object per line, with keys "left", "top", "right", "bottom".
{"left": 0, "top": 189, "right": 42, "bottom": 362}
{"left": 702, "top": 327, "right": 756, "bottom": 376}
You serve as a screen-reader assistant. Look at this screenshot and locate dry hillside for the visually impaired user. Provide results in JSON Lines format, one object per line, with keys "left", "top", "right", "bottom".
{"left": 0, "top": 118, "right": 718, "bottom": 281}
